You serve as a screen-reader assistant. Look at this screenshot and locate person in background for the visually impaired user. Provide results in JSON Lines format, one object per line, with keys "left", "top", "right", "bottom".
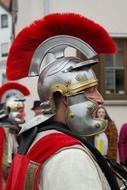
{"left": 0, "top": 82, "right": 30, "bottom": 190}
{"left": 95, "top": 105, "right": 118, "bottom": 161}
{"left": 5, "top": 13, "right": 120, "bottom": 190}
{"left": 118, "top": 123, "right": 127, "bottom": 167}
{"left": 31, "top": 100, "right": 42, "bottom": 116}
{"left": 94, "top": 128, "right": 109, "bottom": 156}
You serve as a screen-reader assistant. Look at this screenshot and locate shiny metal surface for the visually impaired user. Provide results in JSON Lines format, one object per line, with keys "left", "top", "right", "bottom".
{"left": 66, "top": 92, "right": 107, "bottom": 136}
{"left": 38, "top": 56, "right": 98, "bottom": 114}
{"left": 28, "top": 35, "right": 97, "bottom": 76}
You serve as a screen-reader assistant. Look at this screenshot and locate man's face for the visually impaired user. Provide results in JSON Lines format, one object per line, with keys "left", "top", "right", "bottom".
{"left": 84, "top": 86, "right": 104, "bottom": 105}
{"left": 17, "top": 107, "right": 26, "bottom": 123}
{"left": 34, "top": 107, "right": 42, "bottom": 116}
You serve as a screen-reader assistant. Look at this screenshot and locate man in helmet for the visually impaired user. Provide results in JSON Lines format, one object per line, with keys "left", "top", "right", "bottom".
{"left": 5, "top": 13, "right": 120, "bottom": 190}
{"left": 0, "top": 82, "right": 30, "bottom": 190}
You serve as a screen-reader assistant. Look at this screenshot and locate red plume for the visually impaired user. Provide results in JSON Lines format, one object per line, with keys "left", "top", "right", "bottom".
{"left": 6, "top": 13, "right": 116, "bottom": 80}
{"left": 0, "top": 82, "right": 30, "bottom": 101}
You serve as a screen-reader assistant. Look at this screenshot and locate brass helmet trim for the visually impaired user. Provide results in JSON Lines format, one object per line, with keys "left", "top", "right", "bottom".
{"left": 48, "top": 79, "right": 98, "bottom": 113}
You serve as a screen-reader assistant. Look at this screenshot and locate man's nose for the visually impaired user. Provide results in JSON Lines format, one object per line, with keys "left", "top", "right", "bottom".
{"left": 94, "top": 90, "right": 104, "bottom": 104}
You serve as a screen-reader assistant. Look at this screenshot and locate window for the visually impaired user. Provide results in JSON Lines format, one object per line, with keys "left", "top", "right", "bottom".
{"left": 1, "top": 43, "right": 9, "bottom": 57}
{"left": 94, "top": 38, "right": 127, "bottom": 100}
{"left": 77, "top": 38, "right": 127, "bottom": 100}
{"left": 1, "top": 14, "right": 8, "bottom": 28}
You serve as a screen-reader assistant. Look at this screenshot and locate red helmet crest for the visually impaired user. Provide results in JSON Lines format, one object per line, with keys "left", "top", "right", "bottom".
{"left": 6, "top": 13, "right": 116, "bottom": 80}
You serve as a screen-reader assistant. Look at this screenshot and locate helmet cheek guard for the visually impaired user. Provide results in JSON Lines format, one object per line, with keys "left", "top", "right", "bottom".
{"left": 66, "top": 92, "right": 107, "bottom": 136}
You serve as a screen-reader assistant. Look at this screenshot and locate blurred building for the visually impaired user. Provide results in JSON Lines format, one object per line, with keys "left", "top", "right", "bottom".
{"left": 0, "top": 0, "right": 12, "bottom": 84}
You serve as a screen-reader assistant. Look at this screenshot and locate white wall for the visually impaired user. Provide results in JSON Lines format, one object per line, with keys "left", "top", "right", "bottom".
{"left": 48, "top": 0, "right": 127, "bottom": 36}
{"left": 16, "top": 0, "right": 44, "bottom": 32}
{"left": 16, "top": 77, "right": 39, "bottom": 121}
{"left": 17, "top": 0, "right": 127, "bottom": 36}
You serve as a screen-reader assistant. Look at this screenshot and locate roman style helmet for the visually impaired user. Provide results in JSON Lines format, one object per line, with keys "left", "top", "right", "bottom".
{"left": 0, "top": 82, "right": 30, "bottom": 124}
{"left": 6, "top": 13, "right": 116, "bottom": 136}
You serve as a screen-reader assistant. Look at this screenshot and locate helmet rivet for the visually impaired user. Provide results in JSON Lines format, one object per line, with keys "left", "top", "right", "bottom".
{"left": 64, "top": 80, "right": 72, "bottom": 86}
{"left": 75, "top": 75, "right": 82, "bottom": 81}
{"left": 95, "top": 123, "right": 100, "bottom": 128}
{"left": 68, "top": 112, "right": 75, "bottom": 118}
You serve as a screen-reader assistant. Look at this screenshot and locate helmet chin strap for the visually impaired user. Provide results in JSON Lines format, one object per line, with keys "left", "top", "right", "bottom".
{"left": 66, "top": 92, "right": 107, "bottom": 136}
